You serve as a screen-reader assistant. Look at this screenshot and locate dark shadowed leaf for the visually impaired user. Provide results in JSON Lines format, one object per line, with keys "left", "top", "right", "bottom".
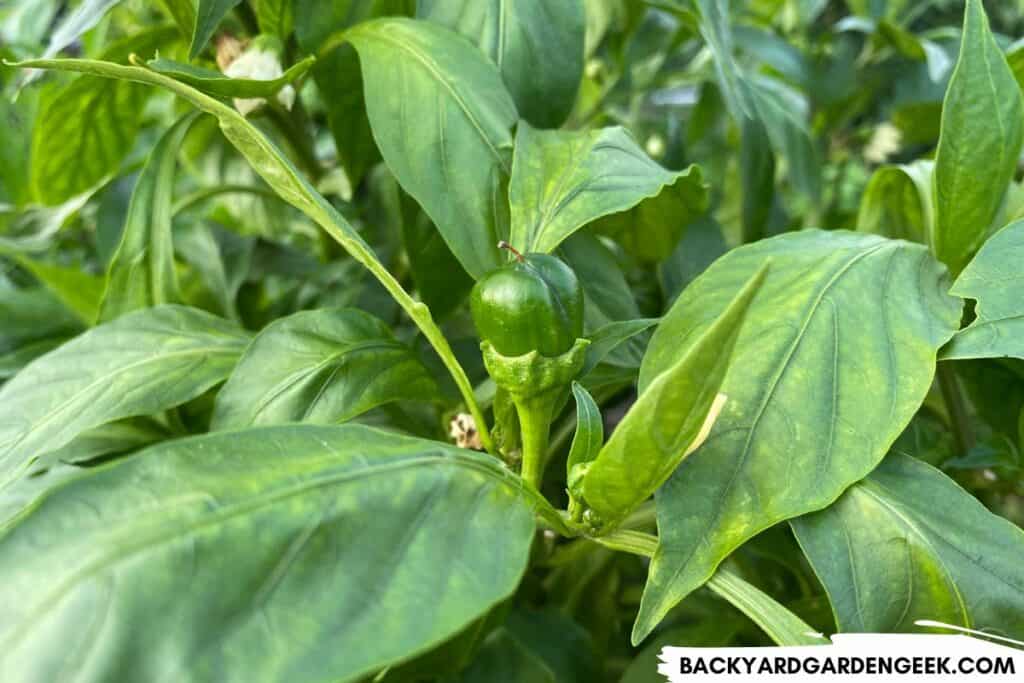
{"left": 792, "top": 453, "right": 1024, "bottom": 636}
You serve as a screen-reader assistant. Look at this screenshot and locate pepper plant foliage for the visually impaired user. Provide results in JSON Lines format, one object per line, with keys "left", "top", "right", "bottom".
{"left": 2, "top": 0, "right": 1024, "bottom": 679}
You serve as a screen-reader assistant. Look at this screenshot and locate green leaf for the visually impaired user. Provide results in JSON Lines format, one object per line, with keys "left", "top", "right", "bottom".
{"left": 581, "top": 318, "right": 660, "bottom": 376}
{"left": 6, "top": 53, "right": 494, "bottom": 452}
{"left": 417, "top": 0, "right": 585, "bottom": 128}
{"left": 454, "top": 630, "right": 555, "bottom": 683}
{"left": 293, "top": 0, "right": 410, "bottom": 188}
{"left": 0, "top": 285, "right": 79, "bottom": 342}
{"left": 595, "top": 531, "right": 826, "bottom": 646}
{"left": 29, "top": 26, "right": 178, "bottom": 205}
{"left": 857, "top": 161, "right": 934, "bottom": 242}
{"left": 0, "top": 424, "right": 537, "bottom": 682}
{"left": 159, "top": 0, "right": 196, "bottom": 39}
{"left": 212, "top": 308, "right": 438, "bottom": 429}
{"left": 581, "top": 266, "right": 765, "bottom": 525}
{"left": 943, "top": 219, "right": 1024, "bottom": 360}
{"left": 174, "top": 220, "right": 254, "bottom": 321}
{"left": 932, "top": 0, "right": 1024, "bottom": 275}
{"left": 559, "top": 232, "right": 646, "bottom": 368}
{"left": 0, "top": 305, "right": 249, "bottom": 486}
{"left": 190, "top": 0, "right": 241, "bottom": 59}
{"left": 508, "top": 123, "right": 707, "bottom": 257}
{"left": 348, "top": 17, "right": 518, "bottom": 279}
{"left": 792, "top": 453, "right": 1024, "bottom": 635}
{"left": 98, "top": 113, "right": 196, "bottom": 322}
{"left": 566, "top": 382, "right": 603, "bottom": 477}
{"left": 9, "top": 255, "right": 104, "bottom": 324}
{"left": 632, "top": 230, "right": 962, "bottom": 644}
{"left": 33, "top": 417, "right": 170, "bottom": 470}
{"left": 254, "top": 0, "right": 292, "bottom": 38}
{"left": 147, "top": 55, "right": 314, "bottom": 98}
{"left": 39, "top": 0, "right": 121, "bottom": 60}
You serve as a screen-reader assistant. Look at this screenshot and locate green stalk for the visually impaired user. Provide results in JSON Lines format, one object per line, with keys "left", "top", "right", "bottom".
{"left": 3, "top": 57, "right": 496, "bottom": 455}
{"left": 593, "top": 531, "right": 825, "bottom": 646}
{"left": 516, "top": 393, "right": 556, "bottom": 489}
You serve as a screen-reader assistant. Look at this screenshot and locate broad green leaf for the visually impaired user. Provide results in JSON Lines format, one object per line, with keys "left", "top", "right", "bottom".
{"left": 29, "top": 26, "right": 178, "bottom": 205}
{"left": 98, "top": 113, "right": 196, "bottom": 322}
{"left": 566, "top": 382, "right": 603, "bottom": 477}
{"left": 7, "top": 54, "right": 494, "bottom": 452}
{"left": 581, "top": 318, "right": 660, "bottom": 376}
{"left": 348, "top": 17, "right": 518, "bottom": 279}
{"left": 33, "top": 417, "right": 170, "bottom": 470}
{"left": 10, "top": 255, "right": 104, "bottom": 324}
{"left": 508, "top": 123, "right": 707, "bottom": 257}
{"left": 190, "top": 0, "right": 241, "bottom": 59}
{"left": 792, "top": 453, "right": 1024, "bottom": 635}
{"left": 633, "top": 231, "right": 962, "bottom": 644}
{"left": 559, "top": 232, "right": 646, "bottom": 368}
{"left": 0, "top": 424, "right": 537, "bottom": 682}
{"left": 417, "top": 0, "right": 585, "bottom": 128}
{"left": 932, "top": 0, "right": 1023, "bottom": 275}
{"left": 943, "top": 219, "right": 1024, "bottom": 360}
{"left": 293, "top": 0, "right": 411, "bottom": 188}
{"left": 254, "top": 0, "right": 292, "bottom": 38}
{"left": 0, "top": 305, "right": 249, "bottom": 486}
{"left": 146, "top": 56, "right": 314, "bottom": 98}
{"left": 581, "top": 266, "right": 765, "bottom": 525}
{"left": 857, "top": 161, "right": 934, "bottom": 242}
{"left": 212, "top": 308, "right": 438, "bottom": 429}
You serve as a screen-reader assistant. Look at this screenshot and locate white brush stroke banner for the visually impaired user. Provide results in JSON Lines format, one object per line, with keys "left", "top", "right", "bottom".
{"left": 658, "top": 624, "right": 1024, "bottom": 682}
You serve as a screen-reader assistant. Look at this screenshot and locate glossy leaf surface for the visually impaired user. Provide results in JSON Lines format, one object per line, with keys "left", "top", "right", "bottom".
{"left": 932, "top": 0, "right": 1023, "bottom": 275}
{"left": 0, "top": 424, "right": 537, "bottom": 682}
{"left": 581, "top": 266, "right": 765, "bottom": 524}
{"left": 633, "top": 231, "right": 961, "bottom": 643}
{"left": 508, "top": 123, "right": 706, "bottom": 257}
{"left": 212, "top": 308, "right": 438, "bottom": 429}
{"left": 348, "top": 17, "right": 518, "bottom": 279}
{"left": 792, "top": 453, "right": 1024, "bottom": 635}
{"left": 418, "top": 0, "right": 585, "bottom": 128}
{"left": 943, "top": 220, "right": 1024, "bottom": 360}
{"left": 0, "top": 305, "right": 249, "bottom": 486}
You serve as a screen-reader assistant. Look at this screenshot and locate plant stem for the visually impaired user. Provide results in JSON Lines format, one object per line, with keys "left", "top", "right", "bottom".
{"left": 517, "top": 395, "right": 553, "bottom": 489}
{"left": 937, "top": 363, "right": 974, "bottom": 456}
{"left": 592, "top": 531, "right": 825, "bottom": 646}
{"left": 172, "top": 184, "right": 279, "bottom": 215}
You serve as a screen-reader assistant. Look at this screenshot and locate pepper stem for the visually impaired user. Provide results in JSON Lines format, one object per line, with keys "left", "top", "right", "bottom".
{"left": 515, "top": 393, "right": 556, "bottom": 489}
{"left": 498, "top": 240, "right": 525, "bottom": 263}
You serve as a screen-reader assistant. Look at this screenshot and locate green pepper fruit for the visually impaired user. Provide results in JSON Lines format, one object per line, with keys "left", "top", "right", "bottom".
{"left": 471, "top": 242, "right": 587, "bottom": 489}
{"left": 470, "top": 242, "right": 584, "bottom": 358}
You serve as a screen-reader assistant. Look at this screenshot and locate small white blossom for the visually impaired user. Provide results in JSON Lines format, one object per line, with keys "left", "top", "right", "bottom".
{"left": 864, "top": 123, "right": 902, "bottom": 164}
{"left": 224, "top": 44, "right": 295, "bottom": 116}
